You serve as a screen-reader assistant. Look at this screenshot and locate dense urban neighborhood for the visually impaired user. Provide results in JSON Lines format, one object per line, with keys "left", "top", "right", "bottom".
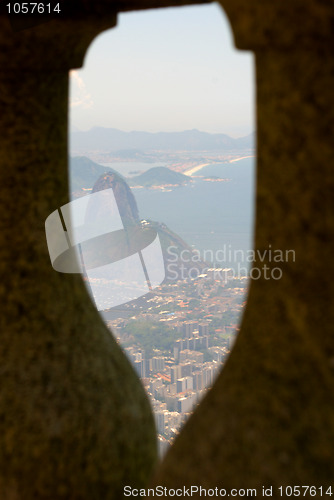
{"left": 106, "top": 273, "right": 248, "bottom": 455}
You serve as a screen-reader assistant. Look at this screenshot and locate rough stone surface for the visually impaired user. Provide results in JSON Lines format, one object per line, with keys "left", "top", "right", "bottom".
{"left": 0, "top": 14, "right": 157, "bottom": 500}
{"left": 218, "top": 0, "right": 334, "bottom": 50}
{"left": 2, "top": 0, "right": 334, "bottom": 498}
{"left": 153, "top": 3, "right": 334, "bottom": 496}
{"left": 0, "top": 8, "right": 118, "bottom": 70}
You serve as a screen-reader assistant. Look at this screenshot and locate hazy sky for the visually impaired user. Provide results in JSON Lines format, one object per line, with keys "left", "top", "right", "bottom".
{"left": 69, "top": 2, "right": 254, "bottom": 138}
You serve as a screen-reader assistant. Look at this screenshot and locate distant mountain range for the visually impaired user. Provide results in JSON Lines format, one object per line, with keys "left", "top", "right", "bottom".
{"left": 70, "top": 127, "right": 254, "bottom": 153}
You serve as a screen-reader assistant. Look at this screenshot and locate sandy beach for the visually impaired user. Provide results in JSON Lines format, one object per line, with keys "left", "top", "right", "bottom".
{"left": 184, "top": 156, "right": 255, "bottom": 176}
{"left": 183, "top": 163, "right": 211, "bottom": 176}
{"left": 229, "top": 155, "right": 255, "bottom": 163}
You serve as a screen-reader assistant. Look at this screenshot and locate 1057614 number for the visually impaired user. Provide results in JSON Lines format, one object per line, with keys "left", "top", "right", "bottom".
{"left": 278, "top": 486, "right": 333, "bottom": 496}
{"left": 6, "top": 3, "right": 61, "bottom": 14}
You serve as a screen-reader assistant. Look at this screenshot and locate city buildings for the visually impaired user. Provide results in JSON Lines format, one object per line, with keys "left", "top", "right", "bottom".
{"left": 107, "top": 275, "right": 246, "bottom": 455}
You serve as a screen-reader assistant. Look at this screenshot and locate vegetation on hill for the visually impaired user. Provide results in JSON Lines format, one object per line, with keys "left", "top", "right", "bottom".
{"left": 123, "top": 320, "right": 178, "bottom": 357}
{"left": 128, "top": 166, "right": 192, "bottom": 187}
{"left": 70, "top": 156, "right": 120, "bottom": 193}
{"left": 70, "top": 156, "right": 206, "bottom": 280}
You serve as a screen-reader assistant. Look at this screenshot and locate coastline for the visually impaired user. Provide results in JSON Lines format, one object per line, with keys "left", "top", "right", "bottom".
{"left": 184, "top": 155, "right": 255, "bottom": 176}
{"left": 184, "top": 163, "right": 211, "bottom": 176}
{"left": 229, "top": 155, "right": 255, "bottom": 163}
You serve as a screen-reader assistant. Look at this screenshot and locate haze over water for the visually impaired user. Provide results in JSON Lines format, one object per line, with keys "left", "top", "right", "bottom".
{"left": 132, "top": 158, "right": 255, "bottom": 270}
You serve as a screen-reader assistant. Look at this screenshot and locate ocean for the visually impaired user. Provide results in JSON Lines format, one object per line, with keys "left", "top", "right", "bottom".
{"left": 131, "top": 158, "right": 255, "bottom": 269}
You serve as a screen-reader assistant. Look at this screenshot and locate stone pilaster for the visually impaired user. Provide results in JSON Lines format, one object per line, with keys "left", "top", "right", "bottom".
{"left": 0, "top": 8, "right": 157, "bottom": 499}
{"left": 153, "top": 0, "right": 334, "bottom": 493}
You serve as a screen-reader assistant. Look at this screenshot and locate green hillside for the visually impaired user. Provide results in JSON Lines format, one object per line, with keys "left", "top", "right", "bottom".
{"left": 128, "top": 166, "right": 191, "bottom": 187}
{"left": 70, "top": 156, "right": 121, "bottom": 193}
